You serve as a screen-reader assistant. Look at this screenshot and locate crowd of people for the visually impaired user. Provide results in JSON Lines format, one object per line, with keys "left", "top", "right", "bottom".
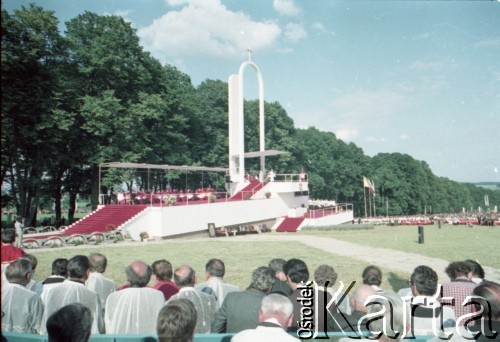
{"left": 359, "top": 212, "right": 500, "bottom": 226}
{"left": 2, "top": 227, "right": 499, "bottom": 341}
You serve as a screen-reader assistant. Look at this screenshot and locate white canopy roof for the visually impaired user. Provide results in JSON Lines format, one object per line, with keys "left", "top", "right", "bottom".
{"left": 100, "top": 162, "right": 227, "bottom": 172}
{"left": 238, "top": 149, "right": 289, "bottom": 158}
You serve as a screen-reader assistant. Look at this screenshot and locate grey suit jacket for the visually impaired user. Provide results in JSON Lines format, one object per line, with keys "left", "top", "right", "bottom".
{"left": 211, "top": 288, "right": 265, "bottom": 333}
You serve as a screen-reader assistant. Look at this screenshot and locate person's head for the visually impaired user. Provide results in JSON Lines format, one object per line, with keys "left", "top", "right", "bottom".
{"left": 472, "top": 281, "right": 500, "bottom": 321}
{"left": 1, "top": 228, "right": 16, "bottom": 244}
{"left": 268, "top": 258, "right": 287, "bottom": 281}
{"left": 367, "top": 292, "right": 407, "bottom": 341}
{"left": 67, "top": 255, "right": 91, "bottom": 281}
{"left": 351, "top": 284, "right": 377, "bottom": 313}
{"left": 88, "top": 253, "right": 107, "bottom": 273}
{"left": 47, "top": 303, "right": 92, "bottom": 342}
{"left": 464, "top": 259, "right": 485, "bottom": 280}
{"left": 445, "top": 261, "right": 471, "bottom": 280}
{"left": 51, "top": 258, "right": 69, "bottom": 277}
{"left": 22, "top": 254, "right": 38, "bottom": 272}
{"left": 410, "top": 265, "right": 438, "bottom": 296}
{"left": 205, "top": 258, "right": 225, "bottom": 279}
{"left": 249, "top": 266, "right": 275, "bottom": 293}
{"left": 174, "top": 264, "right": 196, "bottom": 288}
{"left": 283, "top": 258, "right": 309, "bottom": 285}
{"left": 259, "top": 293, "right": 294, "bottom": 328}
{"left": 157, "top": 298, "right": 197, "bottom": 342}
{"left": 152, "top": 259, "right": 174, "bottom": 281}
{"left": 362, "top": 265, "right": 382, "bottom": 287}
{"left": 314, "top": 264, "right": 338, "bottom": 287}
{"left": 125, "top": 260, "right": 153, "bottom": 287}
{"left": 5, "top": 258, "right": 33, "bottom": 286}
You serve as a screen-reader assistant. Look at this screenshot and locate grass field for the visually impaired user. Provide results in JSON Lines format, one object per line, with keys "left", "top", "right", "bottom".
{"left": 302, "top": 224, "right": 500, "bottom": 268}
{"left": 27, "top": 224, "right": 498, "bottom": 293}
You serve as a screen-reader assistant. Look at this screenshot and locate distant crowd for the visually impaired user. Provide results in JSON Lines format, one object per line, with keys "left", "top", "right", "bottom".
{"left": 1, "top": 227, "right": 499, "bottom": 341}
{"left": 359, "top": 213, "right": 500, "bottom": 226}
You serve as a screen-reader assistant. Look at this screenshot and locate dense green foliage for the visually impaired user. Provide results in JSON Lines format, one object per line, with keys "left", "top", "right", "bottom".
{"left": 2, "top": 6, "right": 498, "bottom": 225}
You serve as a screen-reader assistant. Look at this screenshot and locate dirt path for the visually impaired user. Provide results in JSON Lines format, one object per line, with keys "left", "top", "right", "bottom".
{"left": 225, "top": 234, "right": 500, "bottom": 284}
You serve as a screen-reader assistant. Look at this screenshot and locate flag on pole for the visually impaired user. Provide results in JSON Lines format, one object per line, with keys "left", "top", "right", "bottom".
{"left": 363, "top": 176, "right": 370, "bottom": 188}
{"left": 368, "top": 179, "right": 376, "bottom": 195}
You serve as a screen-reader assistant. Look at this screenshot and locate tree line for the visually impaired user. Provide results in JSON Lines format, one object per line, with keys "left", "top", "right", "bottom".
{"left": 2, "top": 5, "right": 498, "bottom": 226}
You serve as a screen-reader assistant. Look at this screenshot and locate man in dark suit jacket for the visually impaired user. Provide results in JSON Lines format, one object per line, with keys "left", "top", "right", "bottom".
{"left": 211, "top": 266, "right": 275, "bottom": 333}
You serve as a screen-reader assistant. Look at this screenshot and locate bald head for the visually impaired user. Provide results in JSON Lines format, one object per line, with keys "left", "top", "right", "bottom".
{"left": 351, "top": 284, "right": 377, "bottom": 313}
{"left": 125, "top": 260, "right": 152, "bottom": 287}
{"left": 174, "top": 264, "right": 196, "bottom": 288}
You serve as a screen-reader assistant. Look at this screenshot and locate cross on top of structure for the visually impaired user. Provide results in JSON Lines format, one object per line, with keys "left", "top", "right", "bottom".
{"left": 247, "top": 48, "right": 253, "bottom": 61}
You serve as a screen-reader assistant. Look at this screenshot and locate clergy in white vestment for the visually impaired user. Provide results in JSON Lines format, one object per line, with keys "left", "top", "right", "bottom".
{"left": 39, "top": 258, "right": 68, "bottom": 303}
{"left": 40, "top": 255, "right": 104, "bottom": 335}
{"left": 231, "top": 293, "right": 298, "bottom": 342}
{"left": 105, "top": 260, "right": 165, "bottom": 334}
{"left": 194, "top": 258, "right": 239, "bottom": 309}
{"left": 86, "top": 253, "right": 116, "bottom": 310}
{"left": 1, "top": 258, "right": 43, "bottom": 334}
{"left": 167, "top": 264, "right": 217, "bottom": 334}
{"left": 21, "top": 254, "right": 43, "bottom": 295}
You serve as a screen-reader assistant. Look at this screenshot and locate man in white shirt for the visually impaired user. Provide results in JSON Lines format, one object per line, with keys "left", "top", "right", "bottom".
{"left": 167, "top": 264, "right": 217, "bottom": 334}
{"left": 41, "top": 255, "right": 104, "bottom": 335}
{"left": 195, "top": 258, "right": 239, "bottom": 309}
{"left": 105, "top": 260, "right": 164, "bottom": 334}
{"left": 1, "top": 258, "right": 43, "bottom": 334}
{"left": 86, "top": 253, "right": 116, "bottom": 310}
{"left": 232, "top": 293, "right": 298, "bottom": 341}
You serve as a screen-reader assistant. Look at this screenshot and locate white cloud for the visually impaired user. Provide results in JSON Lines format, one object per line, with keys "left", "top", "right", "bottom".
{"left": 474, "top": 38, "right": 500, "bottom": 48}
{"left": 139, "top": 0, "right": 281, "bottom": 61}
{"left": 366, "top": 136, "right": 387, "bottom": 143}
{"left": 273, "top": 0, "right": 301, "bottom": 16}
{"left": 399, "top": 134, "right": 410, "bottom": 140}
{"left": 312, "top": 22, "right": 334, "bottom": 36}
{"left": 284, "top": 22, "right": 307, "bottom": 42}
{"left": 335, "top": 127, "right": 359, "bottom": 141}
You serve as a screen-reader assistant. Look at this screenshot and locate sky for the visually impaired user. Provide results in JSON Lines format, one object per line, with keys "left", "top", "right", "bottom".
{"left": 4, "top": 0, "right": 500, "bottom": 183}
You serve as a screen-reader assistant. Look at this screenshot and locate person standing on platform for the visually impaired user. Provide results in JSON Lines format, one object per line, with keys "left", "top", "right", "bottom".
{"left": 14, "top": 216, "right": 24, "bottom": 248}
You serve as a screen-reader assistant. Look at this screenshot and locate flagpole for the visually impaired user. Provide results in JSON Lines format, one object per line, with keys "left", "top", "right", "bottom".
{"left": 364, "top": 186, "right": 367, "bottom": 218}
{"left": 368, "top": 192, "right": 372, "bottom": 217}
{"left": 373, "top": 192, "right": 376, "bottom": 216}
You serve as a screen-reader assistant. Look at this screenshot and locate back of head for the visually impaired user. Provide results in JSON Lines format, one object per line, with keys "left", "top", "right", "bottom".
{"left": 268, "top": 258, "right": 286, "bottom": 274}
{"left": 249, "top": 266, "right": 275, "bottom": 292}
{"left": 157, "top": 298, "right": 197, "bottom": 342}
{"left": 5, "top": 258, "right": 32, "bottom": 284}
{"left": 314, "top": 264, "right": 338, "bottom": 287}
{"left": 47, "top": 303, "right": 92, "bottom": 342}
{"left": 21, "top": 254, "right": 38, "bottom": 271}
{"left": 464, "top": 259, "right": 485, "bottom": 279}
{"left": 152, "top": 259, "right": 173, "bottom": 281}
{"left": 88, "top": 253, "right": 107, "bottom": 273}
{"left": 283, "top": 258, "right": 309, "bottom": 284}
{"left": 51, "top": 258, "right": 69, "bottom": 277}
{"left": 1, "top": 228, "right": 16, "bottom": 244}
{"left": 68, "top": 255, "right": 90, "bottom": 279}
{"left": 205, "top": 258, "right": 225, "bottom": 278}
{"left": 174, "top": 264, "right": 195, "bottom": 288}
{"left": 445, "top": 261, "right": 471, "bottom": 280}
{"left": 126, "top": 260, "right": 153, "bottom": 287}
{"left": 260, "top": 293, "right": 293, "bottom": 328}
{"left": 410, "top": 265, "right": 438, "bottom": 296}
{"left": 472, "top": 281, "right": 500, "bottom": 321}
{"left": 368, "top": 292, "right": 406, "bottom": 341}
{"left": 362, "top": 265, "right": 382, "bottom": 286}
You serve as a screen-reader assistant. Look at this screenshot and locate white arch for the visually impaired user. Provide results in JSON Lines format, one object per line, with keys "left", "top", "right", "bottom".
{"left": 228, "top": 60, "right": 265, "bottom": 184}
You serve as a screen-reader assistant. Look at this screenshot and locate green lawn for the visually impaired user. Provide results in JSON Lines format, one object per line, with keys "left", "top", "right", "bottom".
{"left": 29, "top": 239, "right": 409, "bottom": 292}
{"left": 27, "top": 224, "right": 498, "bottom": 294}
{"left": 302, "top": 224, "right": 500, "bottom": 268}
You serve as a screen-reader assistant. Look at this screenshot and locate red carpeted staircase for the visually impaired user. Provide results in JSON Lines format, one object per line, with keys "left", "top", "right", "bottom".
{"left": 60, "top": 205, "right": 148, "bottom": 236}
{"left": 276, "top": 217, "right": 304, "bottom": 232}
{"left": 230, "top": 180, "right": 266, "bottom": 200}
